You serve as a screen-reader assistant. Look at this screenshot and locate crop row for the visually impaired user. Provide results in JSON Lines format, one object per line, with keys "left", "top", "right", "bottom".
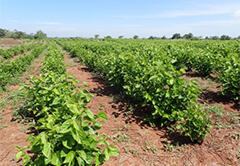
{"left": 64, "top": 39, "right": 240, "bottom": 101}
{"left": 16, "top": 42, "right": 119, "bottom": 166}
{"left": 0, "top": 43, "right": 41, "bottom": 60}
{"left": 58, "top": 39, "right": 213, "bottom": 142}
{"left": 0, "top": 44, "right": 45, "bottom": 90}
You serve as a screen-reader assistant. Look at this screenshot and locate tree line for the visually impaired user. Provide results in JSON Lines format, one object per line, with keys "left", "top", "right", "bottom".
{"left": 94, "top": 33, "right": 239, "bottom": 40}
{"left": 0, "top": 28, "right": 47, "bottom": 39}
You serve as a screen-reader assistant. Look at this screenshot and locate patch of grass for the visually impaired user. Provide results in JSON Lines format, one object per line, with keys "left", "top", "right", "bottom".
{"left": 0, "top": 99, "right": 7, "bottom": 112}
{"left": 9, "top": 89, "right": 25, "bottom": 109}
{"left": 112, "top": 125, "right": 130, "bottom": 132}
{"left": 162, "top": 141, "right": 182, "bottom": 152}
{"left": 204, "top": 105, "right": 224, "bottom": 117}
{"left": 0, "top": 124, "right": 8, "bottom": 130}
{"left": 111, "top": 133, "right": 131, "bottom": 144}
{"left": 124, "top": 146, "right": 137, "bottom": 155}
{"left": 215, "top": 111, "right": 240, "bottom": 129}
{"left": 142, "top": 141, "right": 158, "bottom": 154}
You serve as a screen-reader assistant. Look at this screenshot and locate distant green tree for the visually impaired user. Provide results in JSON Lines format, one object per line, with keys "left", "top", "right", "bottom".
{"left": 161, "top": 36, "right": 167, "bottom": 40}
{"left": 104, "top": 35, "right": 112, "bottom": 39}
{"left": 0, "top": 28, "right": 6, "bottom": 38}
{"left": 210, "top": 36, "right": 219, "bottom": 40}
{"left": 94, "top": 34, "right": 99, "bottom": 39}
{"left": 118, "top": 36, "right": 123, "bottom": 39}
{"left": 34, "top": 30, "right": 47, "bottom": 39}
{"left": 171, "top": 33, "right": 181, "bottom": 39}
{"left": 220, "top": 35, "right": 231, "bottom": 40}
{"left": 14, "top": 31, "right": 25, "bottom": 39}
{"left": 133, "top": 35, "right": 139, "bottom": 39}
{"left": 183, "top": 33, "right": 193, "bottom": 39}
{"left": 148, "top": 36, "right": 154, "bottom": 40}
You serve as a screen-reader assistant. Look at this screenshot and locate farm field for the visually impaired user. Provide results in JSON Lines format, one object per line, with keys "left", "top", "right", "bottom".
{"left": 0, "top": 38, "right": 240, "bottom": 166}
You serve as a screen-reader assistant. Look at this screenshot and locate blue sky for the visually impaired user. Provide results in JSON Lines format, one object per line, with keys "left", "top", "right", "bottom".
{"left": 0, "top": 0, "right": 240, "bottom": 37}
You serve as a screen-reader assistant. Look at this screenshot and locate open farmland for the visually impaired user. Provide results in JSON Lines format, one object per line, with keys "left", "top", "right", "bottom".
{"left": 0, "top": 38, "right": 239, "bottom": 165}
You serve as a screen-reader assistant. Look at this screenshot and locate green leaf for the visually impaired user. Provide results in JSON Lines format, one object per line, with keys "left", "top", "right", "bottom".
{"left": 16, "top": 151, "right": 24, "bottom": 160}
{"left": 97, "top": 112, "right": 108, "bottom": 120}
{"left": 64, "top": 151, "right": 75, "bottom": 164}
{"left": 104, "top": 148, "right": 110, "bottom": 161}
{"left": 77, "top": 150, "right": 87, "bottom": 161}
{"left": 108, "top": 145, "right": 120, "bottom": 157}
{"left": 86, "top": 108, "right": 94, "bottom": 119}
{"left": 51, "top": 152, "right": 61, "bottom": 166}
{"left": 43, "top": 142, "right": 52, "bottom": 159}
{"left": 62, "top": 136, "right": 75, "bottom": 149}
{"left": 71, "top": 128, "right": 82, "bottom": 144}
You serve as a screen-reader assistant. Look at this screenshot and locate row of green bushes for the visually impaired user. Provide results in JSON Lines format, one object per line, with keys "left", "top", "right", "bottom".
{"left": 0, "top": 43, "right": 40, "bottom": 59}
{"left": 58, "top": 39, "right": 212, "bottom": 142}
{"left": 0, "top": 44, "right": 45, "bottom": 89}
{"left": 16, "top": 42, "right": 119, "bottom": 166}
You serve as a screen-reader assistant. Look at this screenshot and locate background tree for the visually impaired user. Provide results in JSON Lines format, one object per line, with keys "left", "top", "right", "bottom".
{"left": 94, "top": 34, "right": 99, "bottom": 39}
{"left": 0, "top": 28, "right": 6, "bottom": 38}
{"left": 133, "top": 35, "right": 139, "bottom": 39}
{"left": 171, "top": 33, "right": 181, "bottom": 39}
{"left": 13, "top": 31, "right": 25, "bottom": 39}
{"left": 118, "top": 36, "right": 123, "bottom": 39}
{"left": 34, "top": 30, "right": 47, "bottom": 39}
{"left": 220, "top": 35, "right": 231, "bottom": 40}
{"left": 148, "top": 36, "right": 155, "bottom": 40}
{"left": 210, "top": 36, "right": 219, "bottom": 40}
{"left": 183, "top": 33, "right": 193, "bottom": 40}
{"left": 161, "top": 36, "right": 167, "bottom": 40}
{"left": 104, "top": 35, "right": 112, "bottom": 39}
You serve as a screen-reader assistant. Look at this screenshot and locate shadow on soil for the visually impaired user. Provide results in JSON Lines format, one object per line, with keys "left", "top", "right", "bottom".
{"left": 200, "top": 89, "right": 240, "bottom": 111}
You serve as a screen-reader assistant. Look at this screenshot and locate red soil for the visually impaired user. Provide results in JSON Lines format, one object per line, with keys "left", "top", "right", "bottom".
{"left": 0, "top": 39, "right": 21, "bottom": 45}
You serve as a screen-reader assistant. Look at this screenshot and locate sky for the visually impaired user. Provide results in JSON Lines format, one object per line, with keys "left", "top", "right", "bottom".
{"left": 0, "top": 0, "right": 240, "bottom": 38}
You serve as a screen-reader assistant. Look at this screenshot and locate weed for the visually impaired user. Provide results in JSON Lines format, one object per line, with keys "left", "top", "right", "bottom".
{"left": 112, "top": 125, "right": 130, "bottom": 132}
{"left": 0, "top": 124, "right": 8, "bottom": 130}
{"left": 124, "top": 147, "right": 137, "bottom": 155}
{"left": 163, "top": 142, "right": 181, "bottom": 152}
{"left": 204, "top": 105, "right": 224, "bottom": 117}
{"left": 112, "top": 133, "right": 131, "bottom": 143}
{"left": 0, "top": 99, "right": 6, "bottom": 112}
{"left": 142, "top": 141, "right": 158, "bottom": 154}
